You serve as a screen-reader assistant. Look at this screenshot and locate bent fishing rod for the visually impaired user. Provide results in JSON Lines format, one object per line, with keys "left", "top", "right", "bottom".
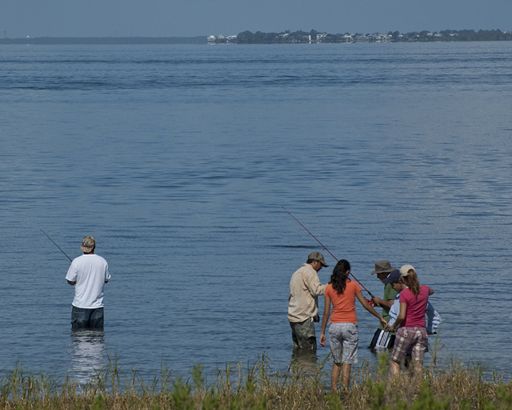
{"left": 283, "top": 208, "right": 375, "bottom": 298}
{"left": 40, "top": 229, "right": 72, "bottom": 262}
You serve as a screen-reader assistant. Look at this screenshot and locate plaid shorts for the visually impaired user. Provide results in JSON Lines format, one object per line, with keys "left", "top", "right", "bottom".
{"left": 328, "top": 322, "right": 359, "bottom": 365}
{"left": 391, "top": 326, "right": 428, "bottom": 363}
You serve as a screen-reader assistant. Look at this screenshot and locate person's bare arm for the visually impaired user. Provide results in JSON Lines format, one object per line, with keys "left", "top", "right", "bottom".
{"left": 388, "top": 302, "right": 407, "bottom": 332}
{"left": 320, "top": 293, "right": 331, "bottom": 347}
{"left": 372, "top": 296, "right": 394, "bottom": 309}
{"left": 357, "top": 291, "right": 387, "bottom": 327}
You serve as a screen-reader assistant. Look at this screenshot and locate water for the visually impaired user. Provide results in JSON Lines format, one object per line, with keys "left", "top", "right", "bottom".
{"left": 1, "top": 41, "right": 511, "bottom": 383}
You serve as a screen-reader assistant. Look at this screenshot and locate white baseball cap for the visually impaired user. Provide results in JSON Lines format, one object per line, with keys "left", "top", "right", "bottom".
{"left": 399, "top": 264, "right": 416, "bottom": 277}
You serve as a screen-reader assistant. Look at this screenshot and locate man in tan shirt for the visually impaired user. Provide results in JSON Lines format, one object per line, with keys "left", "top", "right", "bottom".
{"left": 288, "top": 251, "right": 327, "bottom": 353}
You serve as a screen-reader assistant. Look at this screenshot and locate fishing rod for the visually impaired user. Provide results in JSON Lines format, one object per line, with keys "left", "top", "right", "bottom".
{"left": 283, "top": 208, "right": 375, "bottom": 298}
{"left": 40, "top": 229, "right": 72, "bottom": 262}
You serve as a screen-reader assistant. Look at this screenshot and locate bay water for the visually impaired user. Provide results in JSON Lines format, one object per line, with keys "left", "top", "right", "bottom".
{"left": 0, "top": 41, "right": 511, "bottom": 383}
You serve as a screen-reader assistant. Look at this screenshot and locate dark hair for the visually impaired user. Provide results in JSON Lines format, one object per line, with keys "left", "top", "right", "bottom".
{"left": 330, "top": 259, "right": 351, "bottom": 294}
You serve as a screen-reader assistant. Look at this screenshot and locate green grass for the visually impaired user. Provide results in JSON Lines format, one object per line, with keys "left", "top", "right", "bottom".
{"left": 0, "top": 358, "right": 510, "bottom": 409}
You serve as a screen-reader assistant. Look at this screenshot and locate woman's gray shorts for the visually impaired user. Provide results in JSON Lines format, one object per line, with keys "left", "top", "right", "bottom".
{"left": 328, "top": 322, "right": 359, "bottom": 365}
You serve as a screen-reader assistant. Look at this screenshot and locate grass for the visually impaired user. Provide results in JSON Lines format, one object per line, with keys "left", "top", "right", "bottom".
{"left": 0, "top": 356, "right": 510, "bottom": 409}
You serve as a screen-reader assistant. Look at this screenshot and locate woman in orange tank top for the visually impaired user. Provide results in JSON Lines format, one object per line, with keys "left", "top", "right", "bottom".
{"left": 320, "top": 259, "right": 386, "bottom": 393}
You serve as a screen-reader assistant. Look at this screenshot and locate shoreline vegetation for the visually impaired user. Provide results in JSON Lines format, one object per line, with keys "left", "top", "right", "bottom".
{"left": 211, "top": 29, "right": 512, "bottom": 44}
{"left": 1, "top": 358, "right": 510, "bottom": 409}
{"left": 1, "top": 29, "right": 512, "bottom": 45}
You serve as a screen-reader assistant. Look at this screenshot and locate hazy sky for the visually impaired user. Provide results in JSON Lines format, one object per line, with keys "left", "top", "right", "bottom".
{"left": 1, "top": 0, "right": 512, "bottom": 38}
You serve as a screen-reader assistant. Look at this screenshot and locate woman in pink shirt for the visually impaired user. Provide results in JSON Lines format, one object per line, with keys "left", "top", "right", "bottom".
{"left": 387, "top": 264, "right": 434, "bottom": 377}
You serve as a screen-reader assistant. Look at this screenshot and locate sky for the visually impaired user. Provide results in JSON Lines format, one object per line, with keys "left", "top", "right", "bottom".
{"left": 1, "top": 0, "right": 512, "bottom": 38}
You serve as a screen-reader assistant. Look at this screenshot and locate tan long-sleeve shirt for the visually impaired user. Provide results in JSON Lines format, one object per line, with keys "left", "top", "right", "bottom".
{"left": 288, "top": 264, "right": 325, "bottom": 323}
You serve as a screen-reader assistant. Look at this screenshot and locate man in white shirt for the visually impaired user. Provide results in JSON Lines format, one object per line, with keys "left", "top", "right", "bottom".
{"left": 66, "top": 236, "right": 111, "bottom": 331}
{"left": 288, "top": 251, "right": 327, "bottom": 353}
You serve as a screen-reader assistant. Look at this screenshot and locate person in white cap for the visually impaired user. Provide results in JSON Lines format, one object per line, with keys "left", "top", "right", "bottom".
{"left": 66, "top": 235, "right": 111, "bottom": 331}
{"left": 288, "top": 251, "right": 327, "bottom": 354}
{"left": 386, "top": 264, "right": 434, "bottom": 377}
{"left": 386, "top": 270, "right": 441, "bottom": 336}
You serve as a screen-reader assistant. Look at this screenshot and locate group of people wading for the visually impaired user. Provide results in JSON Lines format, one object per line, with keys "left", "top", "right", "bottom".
{"left": 288, "top": 252, "right": 440, "bottom": 393}
{"left": 63, "top": 235, "right": 440, "bottom": 394}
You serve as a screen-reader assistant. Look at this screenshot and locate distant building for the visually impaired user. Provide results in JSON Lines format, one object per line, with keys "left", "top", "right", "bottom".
{"left": 207, "top": 34, "right": 237, "bottom": 44}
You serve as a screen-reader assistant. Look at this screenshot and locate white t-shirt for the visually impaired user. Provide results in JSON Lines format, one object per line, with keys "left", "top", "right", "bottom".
{"left": 66, "top": 254, "right": 111, "bottom": 309}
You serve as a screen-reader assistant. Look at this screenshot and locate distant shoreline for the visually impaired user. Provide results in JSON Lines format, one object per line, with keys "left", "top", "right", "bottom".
{"left": 1, "top": 29, "right": 511, "bottom": 45}
{"left": 215, "top": 29, "right": 512, "bottom": 44}
{"left": 0, "top": 37, "right": 206, "bottom": 45}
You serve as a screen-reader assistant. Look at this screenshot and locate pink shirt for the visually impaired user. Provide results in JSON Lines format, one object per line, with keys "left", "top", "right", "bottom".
{"left": 399, "top": 285, "right": 431, "bottom": 328}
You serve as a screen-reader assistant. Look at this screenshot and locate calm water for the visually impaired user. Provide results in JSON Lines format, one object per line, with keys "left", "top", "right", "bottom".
{"left": 1, "top": 42, "right": 511, "bottom": 383}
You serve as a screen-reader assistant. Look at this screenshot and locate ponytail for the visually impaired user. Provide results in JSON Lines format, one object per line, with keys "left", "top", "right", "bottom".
{"left": 331, "top": 259, "right": 351, "bottom": 294}
{"left": 402, "top": 270, "right": 420, "bottom": 295}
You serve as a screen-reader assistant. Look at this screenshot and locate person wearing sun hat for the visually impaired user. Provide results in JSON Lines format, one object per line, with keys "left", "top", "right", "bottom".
{"left": 366, "top": 260, "right": 399, "bottom": 352}
{"left": 370, "top": 260, "right": 400, "bottom": 322}
{"left": 65, "top": 235, "right": 111, "bottom": 331}
{"left": 288, "top": 251, "right": 328, "bottom": 354}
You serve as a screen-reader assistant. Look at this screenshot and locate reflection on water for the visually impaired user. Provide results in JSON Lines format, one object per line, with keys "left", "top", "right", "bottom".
{"left": 289, "top": 350, "right": 321, "bottom": 379}
{"left": 69, "top": 330, "right": 106, "bottom": 385}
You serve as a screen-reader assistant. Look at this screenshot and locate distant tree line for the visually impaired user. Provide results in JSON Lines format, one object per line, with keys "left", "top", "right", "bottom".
{"left": 236, "top": 30, "right": 316, "bottom": 44}
{"left": 395, "top": 29, "right": 512, "bottom": 42}
{"left": 208, "top": 29, "right": 512, "bottom": 44}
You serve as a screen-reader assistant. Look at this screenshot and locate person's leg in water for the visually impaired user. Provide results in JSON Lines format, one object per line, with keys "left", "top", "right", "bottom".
{"left": 331, "top": 363, "right": 341, "bottom": 392}
{"left": 89, "top": 308, "right": 104, "bottom": 330}
{"left": 389, "top": 327, "right": 415, "bottom": 378}
{"left": 71, "top": 306, "right": 89, "bottom": 331}
{"left": 328, "top": 324, "right": 344, "bottom": 392}
{"left": 389, "top": 359, "right": 401, "bottom": 377}
{"left": 329, "top": 323, "right": 358, "bottom": 392}
{"left": 411, "top": 328, "right": 428, "bottom": 377}
{"left": 342, "top": 363, "right": 352, "bottom": 390}
{"left": 340, "top": 323, "right": 358, "bottom": 391}
{"left": 290, "top": 318, "right": 317, "bottom": 353}
{"left": 290, "top": 319, "right": 318, "bottom": 377}
{"left": 331, "top": 362, "right": 352, "bottom": 392}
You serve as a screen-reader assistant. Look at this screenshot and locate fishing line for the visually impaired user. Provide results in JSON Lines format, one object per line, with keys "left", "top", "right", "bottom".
{"left": 283, "top": 208, "right": 375, "bottom": 298}
{"left": 40, "top": 229, "right": 72, "bottom": 262}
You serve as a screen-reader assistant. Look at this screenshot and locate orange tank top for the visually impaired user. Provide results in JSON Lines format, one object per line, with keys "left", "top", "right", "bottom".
{"left": 325, "top": 280, "right": 362, "bottom": 324}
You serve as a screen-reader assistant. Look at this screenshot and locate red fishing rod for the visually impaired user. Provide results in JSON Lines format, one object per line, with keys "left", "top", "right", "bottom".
{"left": 283, "top": 208, "right": 375, "bottom": 298}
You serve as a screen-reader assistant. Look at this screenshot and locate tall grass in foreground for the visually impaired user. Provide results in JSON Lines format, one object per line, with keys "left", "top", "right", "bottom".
{"left": 1, "top": 359, "right": 510, "bottom": 409}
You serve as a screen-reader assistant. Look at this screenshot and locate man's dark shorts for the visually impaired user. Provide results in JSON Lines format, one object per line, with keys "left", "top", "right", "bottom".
{"left": 290, "top": 318, "right": 317, "bottom": 353}
{"left": 71, "top": 306, "right": 104, "bottom": 331}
